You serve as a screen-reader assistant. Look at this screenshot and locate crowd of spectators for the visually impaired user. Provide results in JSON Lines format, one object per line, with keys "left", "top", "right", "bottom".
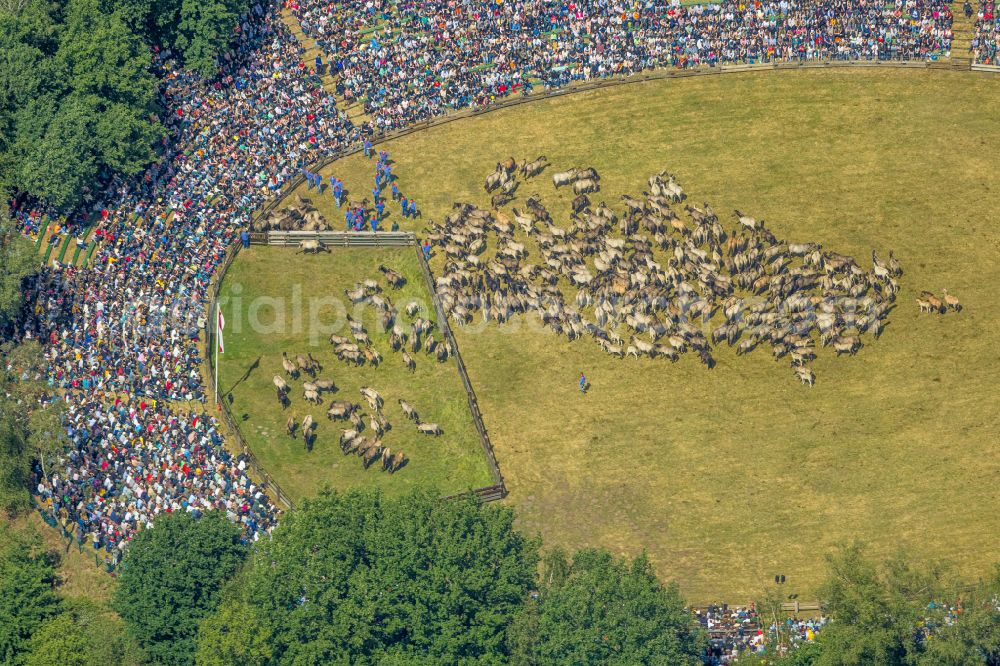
{"left": 3, "top": 0, "right": 960, "bottom": 590}
{"left": 33, "top": 392, "right": 276, "bottom": 561}
{"left": 971, "top": 1, "right": 999, "bottom": 63}
{"left": 694, "top": 603, "right": 828, "bottom": 664}
{"left": 15, "top": 1, "right": 359, "bottom": 551}
{"left": 17, "top": 3, "right": 352, "bottom": 402}
{"left": 8, "top": 195, "right": 93, "bottom": 254}
{"left": 291, "top": 0, "right": 953, "bottom": 131}
{"left": 696, "top": 604, "right": 761, "bottom": 664}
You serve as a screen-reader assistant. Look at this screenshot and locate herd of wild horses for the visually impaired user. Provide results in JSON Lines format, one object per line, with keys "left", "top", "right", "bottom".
{"left": 419, "top": 158, "right": 962, "bottom": 385}
{"left": 261, "top": 156, "right": 966, "bottom": 478}
{"left": 270, "top": 265, "right": 451, "bottom": 474}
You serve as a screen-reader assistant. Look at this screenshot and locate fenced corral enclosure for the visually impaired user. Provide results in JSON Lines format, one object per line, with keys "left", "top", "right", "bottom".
{"left": 234, "top": 231, "right": 506, "bottom": 500}
{"left": 209, "top": 239, "right": 505, "bottom": 504}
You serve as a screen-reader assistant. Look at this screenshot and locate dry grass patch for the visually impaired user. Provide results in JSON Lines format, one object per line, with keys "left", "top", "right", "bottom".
{"left": 286, "top": 68, "right": 1000, "bottom": 603}
{"left": 2, "top": 512, "right": 116, "bottom": 602}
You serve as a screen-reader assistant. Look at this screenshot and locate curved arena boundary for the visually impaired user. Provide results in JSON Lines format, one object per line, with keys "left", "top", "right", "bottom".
{"left": 276, "top": 67, "right": 1000, "bottom": 601}
{"left": 15, "top": 4, "right": 1000, "bottom": 600}
{"left": 257, "top": 58, "right": 998, "bottom": 221}
{"left": 248, "top": 61, "right": 1000, "bottom": 513}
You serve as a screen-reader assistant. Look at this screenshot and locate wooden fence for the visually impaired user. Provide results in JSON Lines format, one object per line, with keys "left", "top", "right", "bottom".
{"left": 251, "top": 230, "right": 416, "bottom": 247}
{"left": 691, "top": 600, "right": 822, "bottom": 615}
{"left": 415, "top": 245, "right": 508, "bottom": 502}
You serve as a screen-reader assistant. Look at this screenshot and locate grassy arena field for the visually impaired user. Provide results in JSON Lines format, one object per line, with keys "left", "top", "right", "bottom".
{"left": 280, "top": 69, "right": 1000, "bottom": 603}
{"left": 216, "top": 247, "right": 494, "bottom": 502}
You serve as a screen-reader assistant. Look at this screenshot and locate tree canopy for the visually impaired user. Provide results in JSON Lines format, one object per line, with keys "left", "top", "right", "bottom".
{"left": 112, "top": 511, "right": 248, "bottom": 666}
{"left": 918, "top": 564, "right": 1000, "bottom": 666}
{"left": 0, "top": 0, "right": 162, "bottom": 210}
{"left": 751, "top": 545, "right": 1000, "bottom": 666}
{"left": 0, "top": 0, "right": 248, "bottom": 211}
{"left": 0, "top": 217, "right": 37, "bottom": 327}
{"left": 0, "top": 341, "right": 67, "bottom": 512}
{"left": 5, "top": 484, "right": 999, "bottom": 666}
{"left": 99, "top": 0, "right": 249, "bottom": 77}
{"left": 173, "top": 0, "right": 248, "bottom": 77}
{"left": 24, "top": 599, "right": 144, "bottom": 666}
{"left": 0, "top": 525, "right": 62, "bottom": 664}
{"left": 508, "top": 548, "right": 706, "bottom": 665}
{"left": 198, "top": 488, "right": 540, "bottom": 665}
{"left": 0, "top": 524, "right": 145, "bottom": 665}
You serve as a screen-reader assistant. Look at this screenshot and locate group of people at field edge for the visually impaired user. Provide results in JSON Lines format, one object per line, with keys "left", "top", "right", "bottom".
{"left": 693, "top": 603, "right": 829, "bottom": 664}
{"left": 693, "top": 596, "right": 964, "bottom": 663}
{"left": 303, "top": 148, "right": 418, "bottom": 232}
{"left": 972, "top": 1, "right": 1000, "bottom": 63}
{"left": 290, "top": 0, "right": 952, "bottom": 131}
{"left": 8, "top": 196, "right": 94, "bottom": 261}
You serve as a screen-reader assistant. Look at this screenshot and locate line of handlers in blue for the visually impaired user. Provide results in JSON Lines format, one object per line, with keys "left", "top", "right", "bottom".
{"left": 299, "top": 145, "right": 418, "bottom": 232}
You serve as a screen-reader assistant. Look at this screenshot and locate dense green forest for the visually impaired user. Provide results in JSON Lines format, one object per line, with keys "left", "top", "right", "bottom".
{"left": 0, "top": 0, "right": 248, "bottom": 211}
{"left": 3, "top": 488, "right": 999, "bottom": 665}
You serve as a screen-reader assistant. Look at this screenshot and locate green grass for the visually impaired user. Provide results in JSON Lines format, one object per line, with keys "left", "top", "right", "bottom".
{"left": 216, "top": 246, "right": 494, "bottom": 503}
{"left": 55, "top": 234, "right": 72, "bottom": 264}
{"left": 288, "top": 68, "right": 1000, "bottom": 603}
{"left": 83, "top": 237, "right": 100, "bottom": 267}
{"left": 41, "top": 240, "right": 55, "bottom": 265}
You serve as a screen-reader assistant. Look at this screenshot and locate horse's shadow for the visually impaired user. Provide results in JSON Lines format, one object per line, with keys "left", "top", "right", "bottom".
{"left": 226, "top": 356, "right": 261, "bottom": 395}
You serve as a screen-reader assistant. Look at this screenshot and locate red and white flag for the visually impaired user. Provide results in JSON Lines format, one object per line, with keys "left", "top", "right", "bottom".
{"left": 217, "top": 305, "right": 225, "bottom": 354}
